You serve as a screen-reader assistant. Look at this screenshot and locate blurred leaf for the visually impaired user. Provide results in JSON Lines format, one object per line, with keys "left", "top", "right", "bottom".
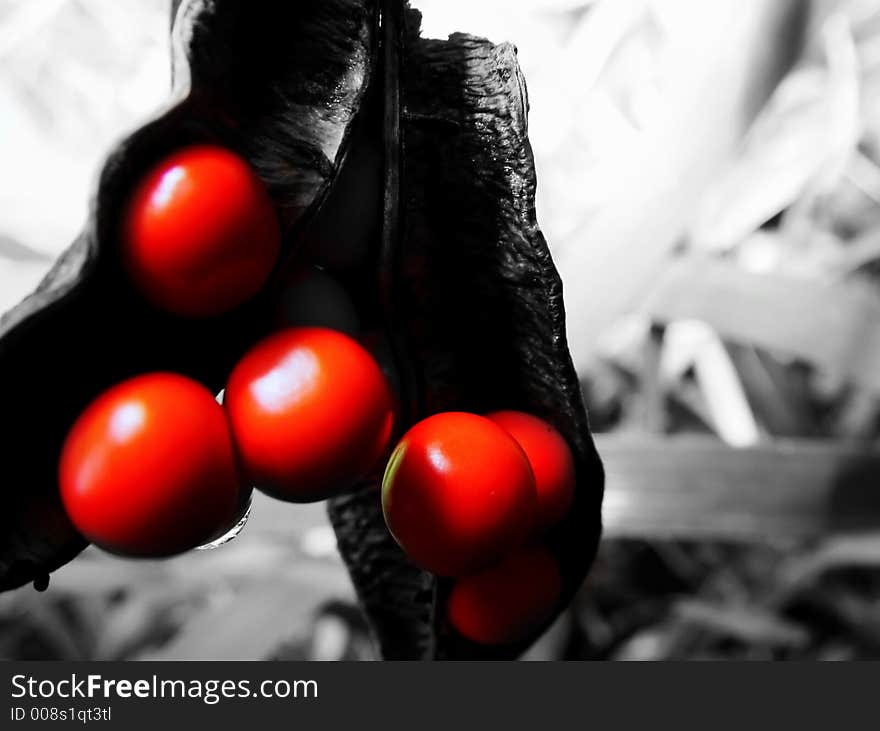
{"left": 641, "top": 253, "right": 880, "bottom": 394}
{"left": 831, "top": 224, "right": 880, "bottom": 274}
{"left": 673, "top": 599, "right": 809, "bottom": 648}
{"left": 691, "top": 13, "right": 860, "bottom": 252}
{"left": 829, "top": 386, "right": 880, "bottom": 438}
{"left": 611, "top": 625, "right": 677, "bottom": 660}
{"left": 662, "top": 322, "right": 761, "bottom": 446}
{"left": 811, "top": 13, "right": 861, "bottom": 193}
{"left": 773, "top": 534, "right": 880, "bottom": 602}
{"left": 562, "top": 0, "right": 805, "bottom": 368}
{"left": 0, "top": 234, "right": 51, "bottom": 262}
{"left": 0, "top": 592, "right": 84, "bottom": 660}
{"left": 93, "top": 588, "right": 187, "bottom": 660}
{"left": 725, "top": 344, "right": 817, "bottom": 437}
{"left": 822, "top": 592, "right": 880, "bottom": 649}
{"left": 600, "top": 435, "right": 880, "bottom": 539}
{"left": 164, "top": 540, "right": 299, "bottom": 585}
{"left": 144, "top": 564, "right": 354, "bottom": 660}
{"left": 308, "top": 614, "right": 354, "bottom": 661}
{"left": 50, "top": 550, "right": 169, "bottom": 596}
{"left": 521, "top": 612, "right": 574, "bottom": 661}
{"left": 691, "top": 67, "right": 832, "bottom": 251}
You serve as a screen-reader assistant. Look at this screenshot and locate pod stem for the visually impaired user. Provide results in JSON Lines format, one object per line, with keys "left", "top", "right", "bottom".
{"left": 379, "top": 0, "right": 422, "bottom": 428}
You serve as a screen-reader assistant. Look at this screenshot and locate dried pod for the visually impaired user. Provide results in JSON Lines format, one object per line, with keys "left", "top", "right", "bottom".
{"left": 327, "top": 5, "right": 604, "bottom": 659}
{"left": 0, "top": 0, "right": 603, "bottom": 661}
{"left": 0, "top": 0, "right": 379, "bottom": 591}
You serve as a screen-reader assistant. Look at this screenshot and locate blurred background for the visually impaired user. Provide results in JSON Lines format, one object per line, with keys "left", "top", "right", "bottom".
{"left": 3, "top": 0, "right": 880, "bottom": 660}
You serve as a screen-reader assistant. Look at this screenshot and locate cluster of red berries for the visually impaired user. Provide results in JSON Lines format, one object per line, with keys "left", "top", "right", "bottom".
{"left": 382, "top": 411, "right": 575, "bottom": 645}
{"left": 60, "top": 145, "right": 394, "bottom": 551}
{"left": 58, "top": 144, "right": 577, "bottom": 647}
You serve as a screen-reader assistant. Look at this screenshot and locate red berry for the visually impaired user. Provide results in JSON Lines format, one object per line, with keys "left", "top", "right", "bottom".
{"left": 59, "top": 373, "right": 240, "bottom": 557}
{"left": 447, "top": 546, "right": 562, "bottom": 645}
{"left": 225, "top": 327, "right": 395, "bottom": 502}
{"left": 486, "top": 411, "right": 575, "bottom": 533}
{"left": 122, "top": 144, "right": 280, "bottom": 317}
{"left": 381, "top": 412, "right": 536, "bottom": 577}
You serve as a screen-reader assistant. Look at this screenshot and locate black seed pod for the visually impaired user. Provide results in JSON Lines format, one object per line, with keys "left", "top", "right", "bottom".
{"left": 327, "top": 4, "right": 604, "bottom": 660}
{"left": 0, "top": 0, "right": 603, "bottom": 660}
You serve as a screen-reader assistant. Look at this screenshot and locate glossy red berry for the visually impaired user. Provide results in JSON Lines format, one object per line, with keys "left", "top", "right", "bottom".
{"left": 486, "top": 410, "right": 575, "bottom": 533}
{"left": 59, "top": 373, "right": 240, "bottom": 557}
{"left": 122, "top": 144, "right": 280, "bottom": 317}
{"left": 447, "top": 546, "right": 562, "bottom": 645}
{"left": 381, "top": 412, "right": 536, "bottom": 577}
{"left": 225, "top": 327, "right": 395, "bottom": 502}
